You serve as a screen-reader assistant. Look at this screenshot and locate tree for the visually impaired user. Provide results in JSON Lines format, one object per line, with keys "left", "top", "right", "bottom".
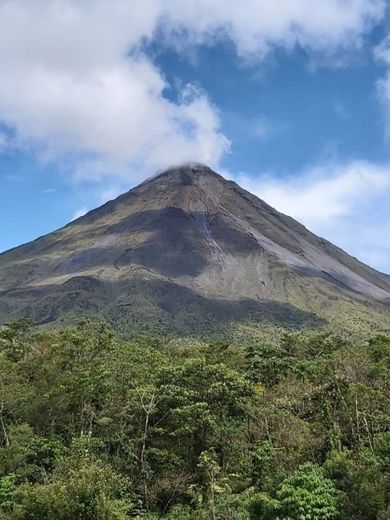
{"left": 325, "top": 449, "right": 388, "bottom": 520}
{"left": 0, "top": 474, "right": 15, "bottom": 515}
{"left": 276, "top": 463, "right": 343, "bottom": 520}
{"left": 13, "top": 454, "right": 135, "bottom": 520}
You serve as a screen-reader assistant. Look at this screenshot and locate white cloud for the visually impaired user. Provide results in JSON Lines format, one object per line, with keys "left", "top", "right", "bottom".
{"left": 236, "top": 160, "right": 390, "bottom": 273}
{"left": 0, "top": 1, "right": 230, "bottom": 176}
{"left": 0, "top": 0, "right": 384, "bottom": 181}
{"left": 72, "top": 207, "right": 88, "bottom": 220}
{"left": 237, "top": 160, "right": 390, "bottom": 224}
{"left": 164, "top": 0, "right": 384, "bottom": 58}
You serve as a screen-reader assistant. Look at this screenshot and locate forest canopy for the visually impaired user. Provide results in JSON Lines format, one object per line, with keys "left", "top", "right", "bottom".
{"left": 0, "top": 319, "right": 389, "bottom": 519}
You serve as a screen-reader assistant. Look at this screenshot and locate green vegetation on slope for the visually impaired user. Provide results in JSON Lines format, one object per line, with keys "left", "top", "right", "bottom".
{"left": 0, "top": 319, "right": 389, "bottom": 519}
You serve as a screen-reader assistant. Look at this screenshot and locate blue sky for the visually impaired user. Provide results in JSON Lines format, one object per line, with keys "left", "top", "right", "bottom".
{"left": 1, "top": 1, "right": 390, "bottom": 273}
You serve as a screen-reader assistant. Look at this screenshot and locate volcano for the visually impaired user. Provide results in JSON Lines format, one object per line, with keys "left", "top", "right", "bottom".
{"left": 1, "top": 163, "right": 389, "bottom": 335}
